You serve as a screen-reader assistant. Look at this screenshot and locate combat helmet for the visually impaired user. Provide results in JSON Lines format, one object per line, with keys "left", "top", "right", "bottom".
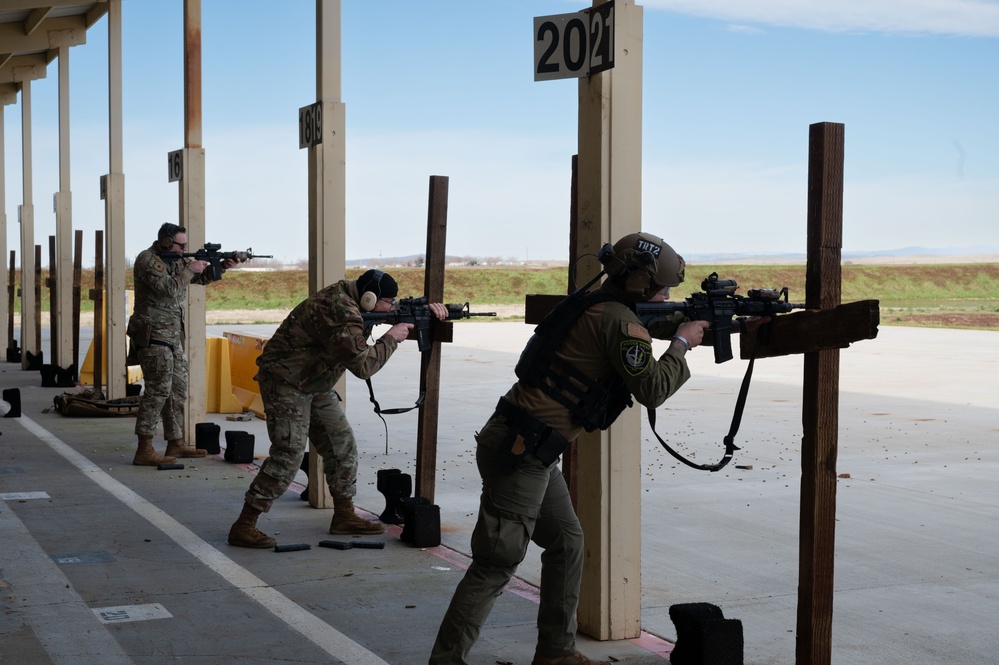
{"left": 603, "top": 232, "right": 685, "bottom": 298}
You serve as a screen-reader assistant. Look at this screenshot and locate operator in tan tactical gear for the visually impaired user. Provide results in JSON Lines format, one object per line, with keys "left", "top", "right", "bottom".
{"left": 128, "top": 223, "right": 242, "bottom": 466}
{"left": 429, "top": 232, "right": 767, "bottom": 665}
{"left": 227, "top": 269, "right": 448, "bottom": 549}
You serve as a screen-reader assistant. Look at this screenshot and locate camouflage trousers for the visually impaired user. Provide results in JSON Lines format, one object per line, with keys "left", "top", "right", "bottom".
{"left": 134, "top": 342, "right": 187, "bottom": 439}
{"left": 429, "top": 413, "right": 584, "bottom": 664}
{"left": 244, "top": 377, "right": 358, "bottom": 513}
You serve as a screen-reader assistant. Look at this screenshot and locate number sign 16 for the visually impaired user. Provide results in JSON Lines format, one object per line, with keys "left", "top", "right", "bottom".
{"left": 167, "top": 150, "right": 183, "bottom": 183}
{"left": 534, "top": 1, "right": 615, "bottom": 82}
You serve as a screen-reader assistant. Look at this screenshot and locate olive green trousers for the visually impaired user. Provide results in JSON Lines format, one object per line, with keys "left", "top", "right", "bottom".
{"left": 429, "top": 414, "right": 584, "bottom": 664}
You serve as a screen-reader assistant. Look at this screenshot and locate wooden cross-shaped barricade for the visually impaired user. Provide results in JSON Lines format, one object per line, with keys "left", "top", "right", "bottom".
{"left": 413, "top": 175, "right": 452, "bottom": 503}
{"left": 743, "top": 122, "right": 878, "bottom": 664}
{"left": 308, "top": 175, "right": 454, "bottom": 506}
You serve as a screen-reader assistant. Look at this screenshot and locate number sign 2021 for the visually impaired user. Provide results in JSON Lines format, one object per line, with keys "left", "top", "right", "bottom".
{"left": 534, "top": 1, "right": 615, "bottom": 82}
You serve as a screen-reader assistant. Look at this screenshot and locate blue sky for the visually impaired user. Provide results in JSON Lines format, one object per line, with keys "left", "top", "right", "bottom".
{"left": 3, "top": 0, "right": 997, "bottom": 263}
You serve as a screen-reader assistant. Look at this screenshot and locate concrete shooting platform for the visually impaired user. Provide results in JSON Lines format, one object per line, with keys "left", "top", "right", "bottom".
{"left": 1, "top": 322, "right": 997, "bottom": 664}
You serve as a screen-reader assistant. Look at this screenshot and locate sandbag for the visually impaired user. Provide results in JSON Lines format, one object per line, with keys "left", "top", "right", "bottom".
{"left": 53, "top": 388, "right": 140, "bottom": 418}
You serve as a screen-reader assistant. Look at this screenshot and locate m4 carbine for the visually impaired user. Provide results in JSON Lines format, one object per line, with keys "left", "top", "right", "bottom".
{"left": 634, "top": 272, "right": 804, "bottom": 363}
{"left": 362, "top": 296, "right": 496, "bottom": 352}
{"left": 175, "top": 242, "right": 273, "bottom": 281}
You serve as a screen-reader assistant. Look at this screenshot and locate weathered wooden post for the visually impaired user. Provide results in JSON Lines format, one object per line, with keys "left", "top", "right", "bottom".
{"left": 90, "top": 230, "right": 105, "bottom": 392}
{"left": 72, "top": 230, "right": 83, "bottom": 378}
{"left": 740, "top": 122, "right": 879, "bottom": 664}
{"left": 415, "top": 175, "right": 452, "bottom": 503}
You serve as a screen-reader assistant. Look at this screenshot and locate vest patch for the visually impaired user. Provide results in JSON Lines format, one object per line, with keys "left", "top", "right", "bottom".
{"left": 620, "top": 339, "right": 652, "bottom": 376}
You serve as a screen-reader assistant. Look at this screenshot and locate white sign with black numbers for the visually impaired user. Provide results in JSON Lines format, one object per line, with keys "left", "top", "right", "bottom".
{"left": 299, "top": 102, "right": 323, "bottom": 149}
{"left": 167, "top": 149, "right": 183, "bottom": 182}
{"left": 534, "top": 0, "right": 615, "bottom": 82}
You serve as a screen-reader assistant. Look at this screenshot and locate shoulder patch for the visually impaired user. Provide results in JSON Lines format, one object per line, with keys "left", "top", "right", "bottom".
{"left": 620, "top": 339, "right": 653, "bottom": 376}
{"left": 624, "top": 321, "right": 651, "bottom": 342}
{"left": 353, "top": 334, "right": 369, "bottom": 353}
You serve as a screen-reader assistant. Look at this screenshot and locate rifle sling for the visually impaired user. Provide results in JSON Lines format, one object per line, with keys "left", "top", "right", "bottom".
{"left": 646, "top": 340, "right": 759, "bottom": 472}
{"left": 364, "top": 377, "right": 426, "bottom": 454}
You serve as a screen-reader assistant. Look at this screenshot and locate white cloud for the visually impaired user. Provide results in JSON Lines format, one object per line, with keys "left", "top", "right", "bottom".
{"left": 643, "top": 0, "right": 999, "bottom": 37}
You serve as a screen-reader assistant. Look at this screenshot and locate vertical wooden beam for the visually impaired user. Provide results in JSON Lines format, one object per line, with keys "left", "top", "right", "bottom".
{"left": 305, "top": 0, "right": 345, "bottom": 509}
{"left": 104, "top": 0, "right": 127, "bottom": 398}
{"left": 182, "top": 0, "right": 208, "bottom": 438}
{"left": 33, "top": 245, "right": 41, "bottom": 357}
{"left": 796, "top": 121, "right": 845, "bottom": 665}
{"left": 72, "top": 230, "right": 82, "bottom": 377}
{"left": 414, "top": 175, "right": 449, "bottom": 502}
{"left": 48, "top": 236, "right": 57, "bottom": 364}
{"left": 55, "top": 44, "right": 73, "bottom": 371}
{"left": 575, "top": 0, "right": 644, "bottom": 641}
{"left": 7, "top": 251, "right": 15, "bottom": 356}
{"left": 0, "top": 103, "right": 7, "bottom": 351}
{"left": 563, "top": 154, "right": 580, "bottom": 510}
{"left": 91, "top": 230, "right": 105, "bottom": 392}
{"left": 19, "top": 80, "right": 37, "bottom": 369}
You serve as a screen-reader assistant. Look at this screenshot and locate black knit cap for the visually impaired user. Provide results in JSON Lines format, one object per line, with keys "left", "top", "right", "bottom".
{"left": 356, "top": 269, "right": 398, "bottom": 299}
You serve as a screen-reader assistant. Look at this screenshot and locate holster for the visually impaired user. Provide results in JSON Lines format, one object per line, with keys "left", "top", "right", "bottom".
{"left": 126, "top": 316, "right": 151, "bottom": 347}
{"left": 494, "top": 396, "right": 568, "bottom": 468}
{"left": 125, "top": 317, "right": 151, "bottom": 366}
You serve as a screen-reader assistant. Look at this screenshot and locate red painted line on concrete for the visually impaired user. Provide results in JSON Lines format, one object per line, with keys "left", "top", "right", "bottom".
{"left": 238, "top": 459, "right": 670, "bottom": 660}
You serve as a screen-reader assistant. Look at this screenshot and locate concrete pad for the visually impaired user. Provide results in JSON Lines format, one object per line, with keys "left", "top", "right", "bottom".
{"left": 1, "top": 322, "right": 996, "bottom": 664}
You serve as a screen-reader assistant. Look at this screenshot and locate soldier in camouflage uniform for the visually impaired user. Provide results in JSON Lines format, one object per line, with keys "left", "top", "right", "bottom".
{"left": 127, "top": 223, "right": 241, "bottom": 466}
{"left": 227, "top": 269, "right": 448, "bottom": 548}
{"left": 429, "top": 233, "right": 768, "bottom": 665}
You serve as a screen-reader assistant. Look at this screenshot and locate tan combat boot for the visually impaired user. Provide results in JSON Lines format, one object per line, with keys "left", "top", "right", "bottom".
{"left": 133, "top": 435, "right": 176, "bottom": 466}
{"left": 330, "top": 497, "right": 385, "bottom": 535}
{"left": 228, "top": 503, "right": 277, "bottom": 549}
{"left": 165, "top": 438, "right": 207, "bottom": 458}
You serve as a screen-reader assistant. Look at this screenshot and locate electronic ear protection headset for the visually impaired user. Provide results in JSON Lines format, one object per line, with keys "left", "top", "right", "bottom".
{"left": 358, "top": 269, "right": 386, "bottom": 312}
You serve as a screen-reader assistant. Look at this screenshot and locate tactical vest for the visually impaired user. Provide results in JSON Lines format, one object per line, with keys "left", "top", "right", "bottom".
{"left": 514, "top": 290, "right": 635, "bottom": 432}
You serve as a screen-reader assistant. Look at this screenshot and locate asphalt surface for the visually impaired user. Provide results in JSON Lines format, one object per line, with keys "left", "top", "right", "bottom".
{"left": 1, "top": 321, "right": 997, "bottom": 664}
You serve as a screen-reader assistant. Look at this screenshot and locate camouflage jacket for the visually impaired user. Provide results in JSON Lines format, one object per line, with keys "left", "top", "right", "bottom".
{"left": 129, "top": 242, "right": 216, "bottom": 348}
{"left": 254, "top": 279, "right": 399, "bottom": 393}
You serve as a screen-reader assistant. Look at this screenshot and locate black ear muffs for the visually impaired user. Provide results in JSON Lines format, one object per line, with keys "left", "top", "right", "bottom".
{"left": 359, "top": 269, "right": 385, "bottom": 312}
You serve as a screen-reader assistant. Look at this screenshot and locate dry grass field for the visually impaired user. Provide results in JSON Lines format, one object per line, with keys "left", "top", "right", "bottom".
{"left": 26, "top": 263, "right": 999, "bottom": 330}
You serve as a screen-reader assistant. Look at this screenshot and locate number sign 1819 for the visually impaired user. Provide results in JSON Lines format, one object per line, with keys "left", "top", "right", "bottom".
{"left": 534, "top": 1, "right": 615, "bottom": 82}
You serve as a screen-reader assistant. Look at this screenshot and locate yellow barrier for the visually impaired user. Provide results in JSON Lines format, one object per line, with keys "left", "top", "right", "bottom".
{"left": 222, "top": 332, "right": 267, "bottom": 418}
{"left": 80, "top": 291, "right": 142, "bottom": 386}
{"left": 82, "top": 290, "right": 260, "bottom": 414}
{"left": 206, "top": 337, "right": 243, "bottom": 414}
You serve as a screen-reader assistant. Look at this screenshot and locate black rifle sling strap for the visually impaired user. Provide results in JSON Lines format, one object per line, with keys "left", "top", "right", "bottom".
{"left": 364, "top": 377, "right": 425, "bottom": 454}
{"left": 646, "top": 337, "right": 761, "bottom": 472}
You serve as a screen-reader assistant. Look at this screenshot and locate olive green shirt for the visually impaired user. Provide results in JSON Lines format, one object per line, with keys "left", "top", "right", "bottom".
{"left": 507, "top": 282, "right": 689, "bottom": 441}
